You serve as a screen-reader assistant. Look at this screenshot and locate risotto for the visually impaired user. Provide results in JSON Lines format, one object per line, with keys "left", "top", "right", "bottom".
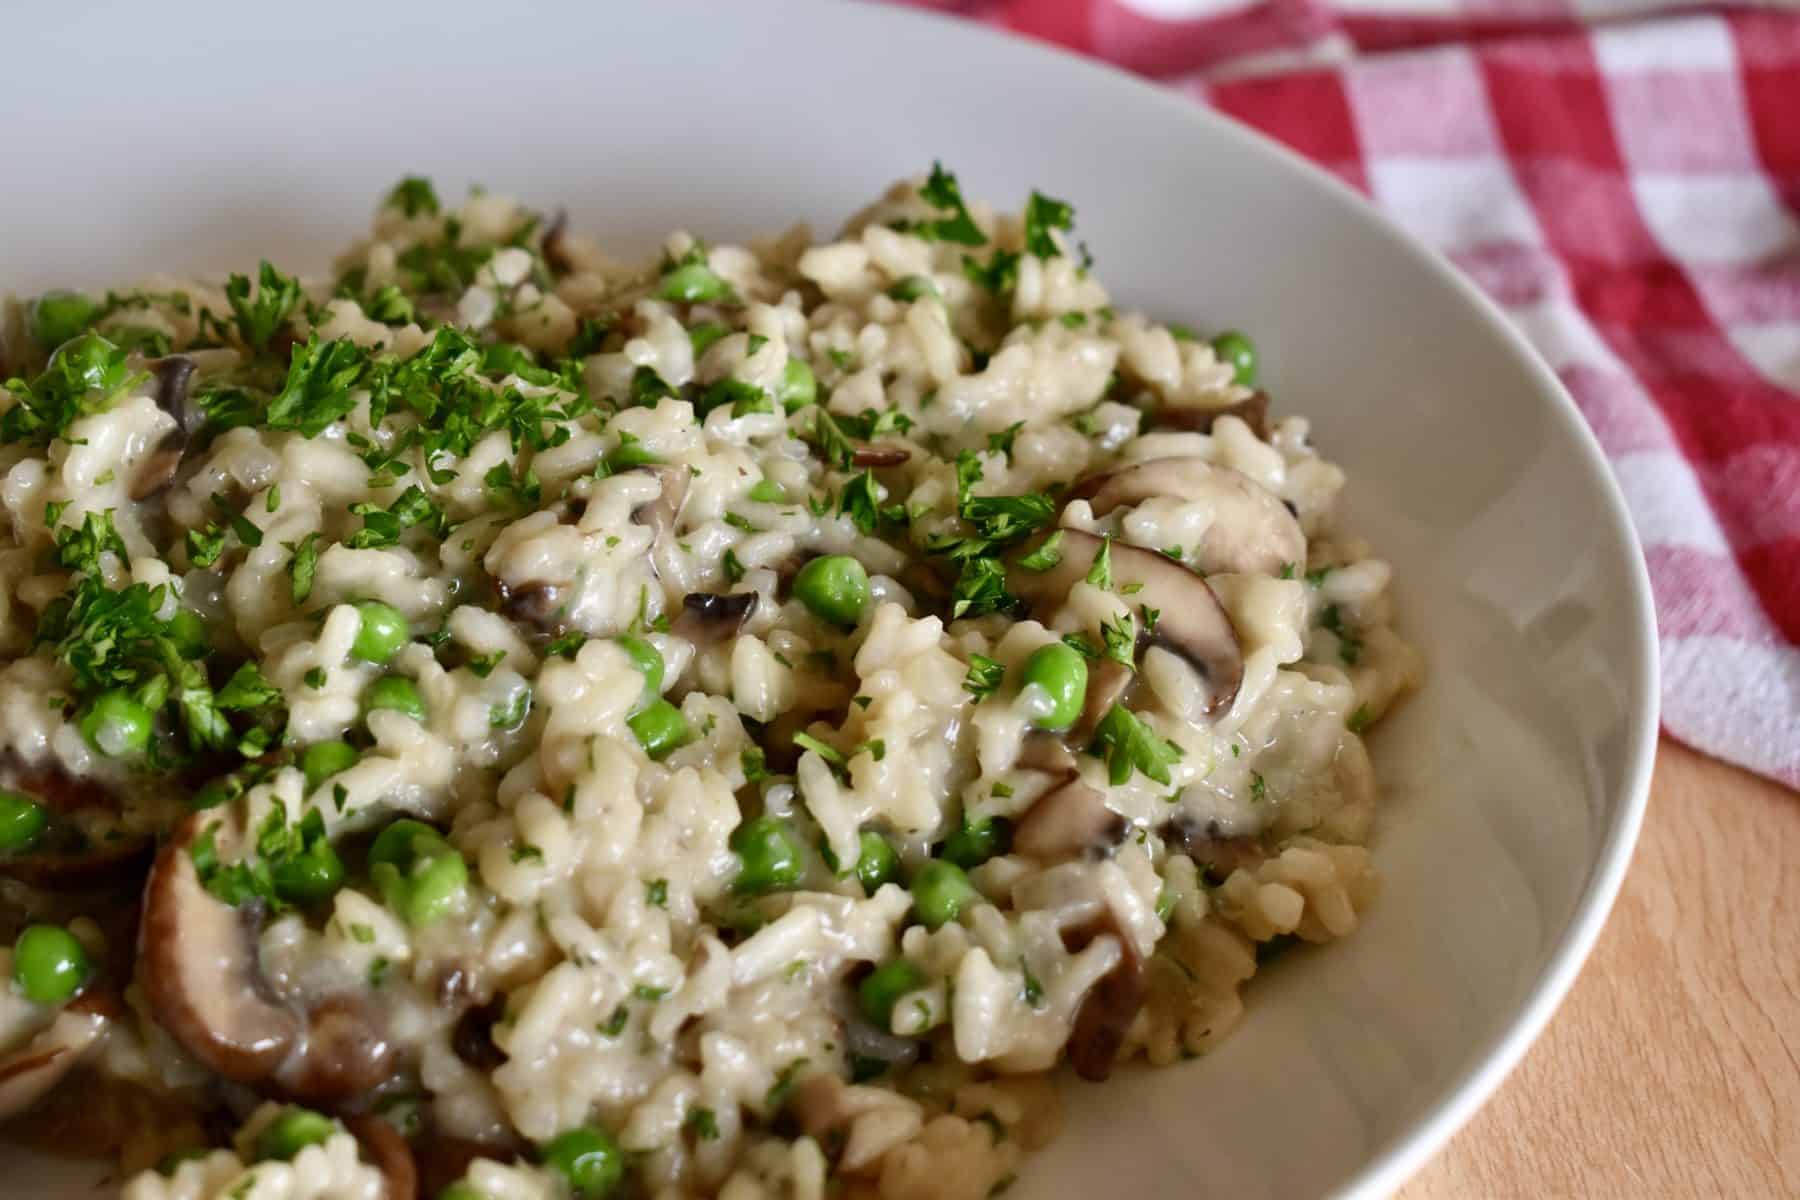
{"left": 0, "top": 168, "right": 1418, "bottom": 1199}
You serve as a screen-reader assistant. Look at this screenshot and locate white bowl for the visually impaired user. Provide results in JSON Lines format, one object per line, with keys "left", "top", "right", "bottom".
{"left": 1, "top": 2, "right": 1658, "bottom": 1195}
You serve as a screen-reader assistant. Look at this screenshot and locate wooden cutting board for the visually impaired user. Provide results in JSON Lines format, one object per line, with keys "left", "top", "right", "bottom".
{"left": 1402, "top": 737, "right": 1800, "bottom": 1197}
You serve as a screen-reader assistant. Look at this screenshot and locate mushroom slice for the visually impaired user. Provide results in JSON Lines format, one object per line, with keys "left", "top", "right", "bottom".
{"left": 345, "top": 1114, "right": 418, "bottom": 1200}
{"left": 0, "top": 998, "right": 111, "bottom": 1123}
{"left": 1159, "top": 815, "right": 1265, "bottom": 880}
{"left": 1010, "top": 530, "right": 1243, "bottom": 714}
{"left": 630, "top": 464, "right": 690, "bottom": 551}
{"left": 1157, "top": 391, "right": 1270, "bottom": 440}
{"left": 1069, "top": 658, "right": 1134, "bottom": 745}
{"left": 1066, "top": 457, "right": 1303, "bottom": 577}
{"left": 140, "top": 814, "right": 397, "bottom": 1102}
{"left": 0, "top": 761, "right": 154, "bottom": 890}
{"left": 130, "top": 356, "right": 200, "bottom": 501}
{"left": 1013, "top": 778, "right": 1125, "bottom": 862}
{"left": 1063, "top": 913, "right": 1146, "bottom": 1083}
{"left": 673, "top": 591, "right": 757, "bottom": 643}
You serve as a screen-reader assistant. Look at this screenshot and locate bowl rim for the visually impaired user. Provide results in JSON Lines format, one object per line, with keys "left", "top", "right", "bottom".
{"left": 849, "top": 5, "right": 1661, "bottom": 1194}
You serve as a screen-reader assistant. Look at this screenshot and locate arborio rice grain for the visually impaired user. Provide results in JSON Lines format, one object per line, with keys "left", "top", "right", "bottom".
{"left": 0, "top": 166, "right": 1418, "bottom": 1197}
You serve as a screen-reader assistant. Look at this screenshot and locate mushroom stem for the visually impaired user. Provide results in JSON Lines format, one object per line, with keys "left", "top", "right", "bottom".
{"left": 1065, "top": 456, "right": 1303, "bottom": 578}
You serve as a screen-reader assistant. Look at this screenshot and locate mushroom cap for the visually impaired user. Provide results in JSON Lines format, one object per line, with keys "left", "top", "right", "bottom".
{"left": 0, "top": 1002, "right": 110, "bottom": 1123}
{"left": 1013, "top": 777, "right": 1126, "bottom": 862}
{"left": 139, "top": 814, "right": 301, "bottom": 1086}
{"left": 139, "top": 813, "right": 397, "bottom": 1102}
{"left": 1009, "top": 530, "right": 1244, "bottom": 714}
{"left": 344, "top": 1114, "right": 418, "bottom": 1200}
{"left": 1063, "top": 914, "right": 1146, "bottom": 1083}
{"left": 1067, "top": 456, "right": 1303, "bottom": 577}
{"left": 1156, "top": 391, "right": 1270, "bottom": 440}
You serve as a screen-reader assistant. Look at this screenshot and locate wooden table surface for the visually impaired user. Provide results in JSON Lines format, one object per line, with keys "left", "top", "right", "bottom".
{"left": 1400, "top": 738, "right": 1799, "bottom": 1198}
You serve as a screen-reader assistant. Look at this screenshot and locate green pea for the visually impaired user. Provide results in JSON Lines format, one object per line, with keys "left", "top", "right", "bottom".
{"left": 363, "top": 676, "right": 426, "bottom": 723}
{"left": 78, "top": 690, "right": 153, "bottom": 757}
{"left": 656, "top": 262, "right": 732, "bottom": 304}
{"left": 369, "top": 819, "right": 467, "bottom": 927}
{"left": 778, "top": 358, "right": 817, "bottom": 413}
{"left": 301, "top": 740, "right": 360, "bottom": 792}
{"left": 398, "top": 852, "right": 468, "bottom": 926}
{"left": 253, "top": 1107, "right": 336, "bottom": 1163}
{"left": 1020, "top": 643, "right": 1088, "bottom": 732}
{"left": 165, "top": 609, "right": 208, "bottom": 659}
{"left": 747, "top": 479, "right": 785, "bottom": 504}
{"left": 852, "top": 831, "right": 900, "bottom": 896}
{"left": 351, "top": 601, "right": 410, "bottom": 664}
{"left": 271, "top": 839, "right": 345, "bottom": 905}
{"left": 688, "top": 321, "right": 730, "bottom": 359}
{"left": 12, "top": 924, "right": 90, "bottom": 1006}
{"left": 885, "top": 275, "right": 940, "bottom": 302}
{"left": 942, "top": 817, "right": 1011, "bottom": 869}
{"left": 1210, "top": 330, "right": 1258, "bottom": 386}
{"left": 910, "top": 860, "right": 979, "bottom": 930}
{"left": 858, "top": 959, "right": 927, "bottom": 1031}
{"left": 626, "top": 698, "right": 689, "bottom": 761}
{"left": 0, "top": 791, "right": 47, "bottom": 854}
{"left": 30, "top": 291, "right": 100, "bottom": 348}
{"left": 793, "top": 555, "right": 869, "bottom": 627}
{"left": 540, "top": 1126, "right": 625, "bottom": 1198}
{"left": 369, "top": 819, "right": 448, "bottom": 871}
{"left": 730, "top": 815, "right": 805, "bottom": 895}
{"left": 615, "top": 635, "right": 665, "bottom": 700}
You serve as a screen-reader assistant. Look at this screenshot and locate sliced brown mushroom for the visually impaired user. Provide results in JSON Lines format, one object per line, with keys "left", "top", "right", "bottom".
{"left": 139, "top": 813, "right": 397, "bottom": 1104}
{"left": 131, "top": 356, "right": 200, "bottom": 500}
{"left": 541, "top": 209, "right": 573, "bottom": 276}
{"left": 0, "top": 997, "right": 112, "bottom": 1123}
{"left": 450, "top": 997, "right": 507, "bottom": 1072}
{"left": 1009, "top": 530, "right": 1244, "bottom": 714}
{"left": 1066, "top": 457, "right": 1303, "bottom": 577}
{"left": 673, "top": 591, "right": 757, "bottom": 643}
{"left": 1014, "top": 732, "right": 1077, "bottom": 777}
{"left": 1157, "top": 391, "right": 1270, "bottom": 440}
{"left": 630, "top": 464, "right": 690, "bottom": 552}
{"left": 345, "top": 1114, "right": 418, "bottom": 1200}
{"left": 494, "top": 579, "right": 567, "bottom": 633}
{"left": 0, "top": 761, "right": 154, "bottom": 891}
{"left": 1070, "top": 658, "right": 1134, "bottom": 745}
{"left": 414, "top": 1132, "right": 525, "bottom": 1198}
{"left": 1013, "top": 778, "right": 1125, "bottom": 862}
{"left": 1159, "top": 815, "right": 1266, "bottom": 880}
{"left": 1063, "top": 913, "right": 1146, "bottom": 1083}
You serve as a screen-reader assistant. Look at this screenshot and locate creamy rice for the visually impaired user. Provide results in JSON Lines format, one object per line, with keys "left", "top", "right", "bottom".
{"left": 0, "top": 168, "right": 1418, "bottom": 1197}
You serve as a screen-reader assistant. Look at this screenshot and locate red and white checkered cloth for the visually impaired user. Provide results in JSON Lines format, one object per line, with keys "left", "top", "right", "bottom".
{"left": 899, "top": 0, "right": 1800, "bottom": 790}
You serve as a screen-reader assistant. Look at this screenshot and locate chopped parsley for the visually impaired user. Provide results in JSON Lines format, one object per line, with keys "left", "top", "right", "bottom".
{"left": 1089, "top": 704, "right": 1184, "bottom": 787}
{"left": 963, "top": 655, "right": 1005, "bottom": 699}
{"left": 224, "top": 262, "right": 303, "bottom": 351}
{"left": 1022, "top": 190, "right": 1075, "bottom": 258}
{"left": 385, "top": 176, "right": 441, "bottom": 218}
{"left": 906, "top": 163, "right": 986, "bottom": 246}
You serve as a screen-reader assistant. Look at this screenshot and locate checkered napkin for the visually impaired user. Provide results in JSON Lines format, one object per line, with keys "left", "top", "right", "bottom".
{"left": 902, "top": 0, "right": 1800, "bottom": 789}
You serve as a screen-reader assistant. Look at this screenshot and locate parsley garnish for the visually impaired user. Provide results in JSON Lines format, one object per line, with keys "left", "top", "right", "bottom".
{"left": 1, "top": 332, "right": 139, "bottom": 447}
{"left": 963, "top": 655, "right": 1005, "bottom": 699}
{"left": 908, "top": 163, "right": 986, "bottom": 246}
{"left": 224, "top": 262, "right": 303, "bottom": 351}
{"left": 1089, "top": 704, "right": 1183, "bottom": 786}
{"left": 1022, "top": 191, "right": 1075, "bottom": 258}
{"left": 289, "top": 533, "right": 319, "bottom": 603}
{"left": 265, "top": 336, "right": 370, "bottom": 436}
{"left": 385, "top": 176, "right": 441, "bottom": 218}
